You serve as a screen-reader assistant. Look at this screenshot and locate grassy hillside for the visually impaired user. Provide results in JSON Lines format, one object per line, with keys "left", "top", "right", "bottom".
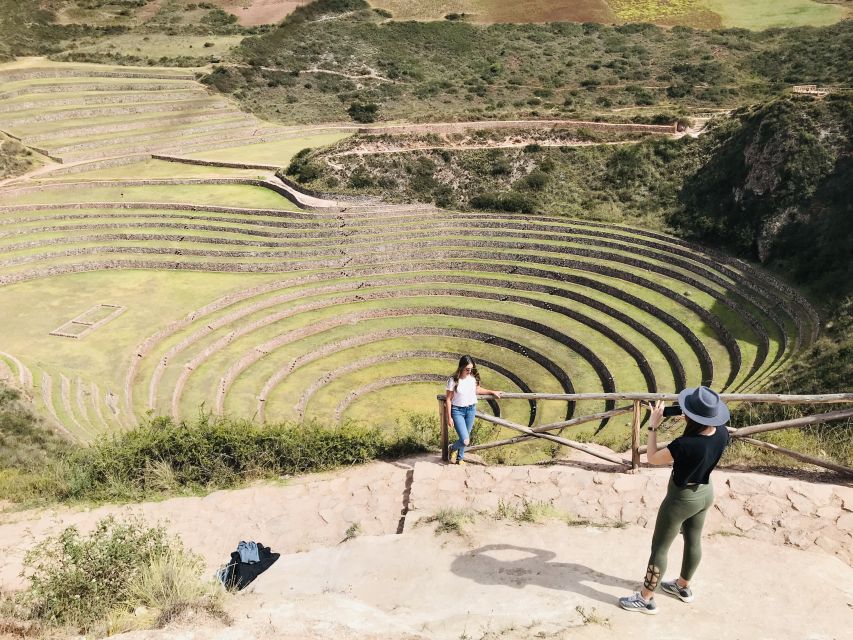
{"left": 0, "top": 0, "right": 270, "bottom": 66}
{"left": 293, "top": 94, "right": 852, "bottom": 395}
{"left": 0, "top": 384, "right": 69, "bottom": 470}
{"left": 0, "top": 134, "right": 42, "bottom": 179}
{"left": 673, "top": 94, "right": 852, "bottom": 300}
{"left": 368, "top": 0, "right": 849, "bottom": 29}
{"left": 288, "top": 133, "right": 699, "bottom": 225}
{"left": 211, "top": 3, "right": 853, "bottom": 124}
{"left": 295, "top": 94, "right": 851, "bottom": 304}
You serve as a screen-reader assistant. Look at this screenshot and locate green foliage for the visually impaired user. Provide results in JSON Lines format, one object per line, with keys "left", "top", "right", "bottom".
{"left": 748, "top": 21, "right": 853, "bottom": 85}
{"left": 225, "top": 9, "right": 853, "bottom": 125}
{"left": 18, "top": 516, "right": 172, "bottom": 630}
{"left": 674, "top": 94, "right": 852, "bottom": 298}
{"left": 285, "top": 149, "right": 324, "bottom": 183}
{"left": 1, "top": 413, "right": 437, "bottom": 504}
{"left": 199, "top": 8, "right": 240, "bottom": 34}
{"left": 343, "top": 522, "right": 363, "bottom": 540}
{"left": 283, "top": 0, "right": 369, "bottom": 26}
{"left": 423, "top": 507, "right": 476, "bottom": 535}
{"left": 0, "top": 384, "right": 69, "bottom": 470}
{"left": 130, "top": 546, "right": 224, "bottom": 628}
{"left": 0, "top": 0, "right": 117, "bottom": 60}
{"left": 0, "top": 138, "right": 38, "bottom": 179}
{"left": 520, "top": 169, "right": 549, "bottom": 191}
{"left": 347, "top": 102, "right": 379, "bottom": 123}
{"left": 470, "top": 190, "right": 535, "bottom": 213}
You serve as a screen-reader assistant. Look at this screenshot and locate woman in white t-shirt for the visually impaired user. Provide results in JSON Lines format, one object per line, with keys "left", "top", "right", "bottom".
{"left": 445, "top": 355, "right": 501, "bottom": 465}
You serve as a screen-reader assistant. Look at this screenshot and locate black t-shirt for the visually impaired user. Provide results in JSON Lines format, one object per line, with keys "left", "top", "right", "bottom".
{"left": 667, "top": 425, "right": 730, "bottom": 486}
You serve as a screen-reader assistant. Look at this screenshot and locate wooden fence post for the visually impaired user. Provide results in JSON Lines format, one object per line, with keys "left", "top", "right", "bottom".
{"left": 438, "top": 397, "right": 449, "bottom": 462}
{"left": 631, "top": 400, "right": 642, "bottom": 471}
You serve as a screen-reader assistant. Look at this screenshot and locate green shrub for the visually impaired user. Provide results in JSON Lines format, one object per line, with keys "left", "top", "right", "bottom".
{"left": 0, "top": 384, "right": 69, "bottom": 469}
{"left": 423, "top": 508, "right": 475, "bottom": 535}
{"left": 1, "top": 413, "right": 437, "bottom": 505}
{"left": 522, "top": 169, "right": 548, "bottom": 191}
{"left": 348, "top": 167, "right": 374, "bottom": 188}
{"left": 347, "top": 102, "right": 379, "bottom": 123}
{"left": 470, "top": 191, "right": 535, "bottom": 214}
{"left": 130, "top": 546, "right": 224, "bottom": 627}
{"left": 18, "top": 517, "right": 172, "bottom": 630}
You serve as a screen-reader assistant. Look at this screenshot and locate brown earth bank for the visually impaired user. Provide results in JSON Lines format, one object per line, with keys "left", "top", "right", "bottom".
{"left": 1, "top": 454, "right": 852, "bottom": 638}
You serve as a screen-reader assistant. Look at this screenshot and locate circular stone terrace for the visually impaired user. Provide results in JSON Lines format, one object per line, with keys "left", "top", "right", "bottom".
{"left": 0, "top": 62, "right": 819, "bottom": 445}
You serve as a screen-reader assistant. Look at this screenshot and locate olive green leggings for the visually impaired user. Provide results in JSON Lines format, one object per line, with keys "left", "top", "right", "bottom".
{"left": 644, "top": 477, "right": 714, "bottom": 592}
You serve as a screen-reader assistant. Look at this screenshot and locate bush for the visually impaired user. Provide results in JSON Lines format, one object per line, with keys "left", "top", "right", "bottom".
{"left": 130, "top": 546, "right": 224, "bottom": 627}
{"left": 0, "top": 384, "right": 69, "bottom": 469}
{"left": 348, "top": 167, "right": 374, "bottom": 188}
{"left": 522, "top": 169, "right": 548, "bottom": 191}
{"left": 347, "top": 102, "right": 379, "bottom": 123}
{"left": 1, "top": 410, "right": 439, "bottom": 506}
{"left": 18, "top": 517, "right": 172, "bottom": 630}
{"left": 470, "top": 191, "right": 535, "bottom": 213}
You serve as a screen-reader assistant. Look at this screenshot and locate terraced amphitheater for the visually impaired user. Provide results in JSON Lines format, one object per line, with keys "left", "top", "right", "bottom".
{"left": 0, "top": 60, "right": 821, "bottom": 452}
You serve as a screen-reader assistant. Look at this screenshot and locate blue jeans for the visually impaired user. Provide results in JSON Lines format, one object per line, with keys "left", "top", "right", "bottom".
{"left": 449, "top": 404, "right": 476, "bottom": 460}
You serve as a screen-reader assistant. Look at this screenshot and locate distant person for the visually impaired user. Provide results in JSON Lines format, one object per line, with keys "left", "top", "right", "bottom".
{"left": 619, "top": 386, "right": 731, "bottom": 614}
{"left": 445, "top": 355, "right": 501, "bottom": 465}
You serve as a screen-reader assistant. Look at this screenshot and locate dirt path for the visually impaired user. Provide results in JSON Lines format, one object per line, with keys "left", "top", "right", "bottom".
{"left": 154, "top": 521, "right": 850, "bottom": 640}
{"left": 1, "top": 455, "right": 841, "bottom": 640}
{"left": 331, "top": 139, "right": 636, "bottom": 158}
{"left": 1, "top": 455, "right": 851, "bottom": 637}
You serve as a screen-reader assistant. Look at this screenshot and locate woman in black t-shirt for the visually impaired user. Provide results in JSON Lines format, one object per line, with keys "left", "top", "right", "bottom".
{"left": 619, "top": 386, "right": 731, "bottom": 615}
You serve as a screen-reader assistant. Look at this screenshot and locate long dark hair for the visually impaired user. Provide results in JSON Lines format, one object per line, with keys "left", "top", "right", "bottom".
{"left": 451, "top": 355, "right": 481, "bottom": 386}
{"left": 683, "top": 417, "right": 723, "bottom": 437}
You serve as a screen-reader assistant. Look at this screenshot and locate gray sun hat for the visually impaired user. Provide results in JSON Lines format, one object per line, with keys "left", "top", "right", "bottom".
{"left": 677, "top": 386, "right": 730, "bottom": 426}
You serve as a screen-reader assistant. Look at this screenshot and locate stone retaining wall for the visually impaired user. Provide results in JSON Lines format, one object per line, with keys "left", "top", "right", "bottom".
{"left": 2, "top": 100, "right": 227, "bottom": 127}
{"left": 0, "top": 69, "right": 194, "bottom": 82}
{"left": 294, "top": 350, "right": 532, "bottom": 423}
{"left": 408, "top": 461, "right": 853, "bottom": 567}
{"left": 52, "top": 121, "right": 260, "bottom": 155}
{"left": 22, "top": 112, "right": 246, "bottom": 144}
{"left": 334, "top": 373, "right": 448, "bottom": 421}
{"left": 0, "top": 81, "right": 197, "bottom": 101}
{"left": 209, "top": 304, "right": 600, "bottom": 418}
{"left": 276, "top": 173, "right": 374, "bottom": 203}
{"left": 0, "top": 90, "right": 204, "bottom": 114}
{"left": 152, "top": 154, "right": 281, "bottom": 171}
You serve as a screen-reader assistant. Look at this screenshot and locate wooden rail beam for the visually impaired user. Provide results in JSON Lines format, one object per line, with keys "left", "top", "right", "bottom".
{"left": 737, "top": 437, "right": 853, "bottom": 477}
{"left": 474, "top": 411, "right": 631, "bottom": 467}
{"left": 732, "top": 407, "right": 853, "bottom": 437}
{"left": 631, "top": 400, "right": 642, "bottom": 471}
{"left": 438, "top": 397, "right": 449, "bottom": 462}
{"left": 451, "top": 392, "right": 853, "bottom": 404}
{"left": 467, "top": 405, "right": 633, "bottom": 452}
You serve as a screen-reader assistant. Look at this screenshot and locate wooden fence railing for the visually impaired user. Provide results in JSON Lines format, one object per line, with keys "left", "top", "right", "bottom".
{"left": 436, "top": 392, "right": 853, "bottom": 476}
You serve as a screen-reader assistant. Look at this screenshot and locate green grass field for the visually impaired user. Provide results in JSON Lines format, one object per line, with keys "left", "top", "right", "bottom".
{"left": 370, "top": 0, "right": 849, "bottom": 28}
{"left": 2, "top": 183, "right": 300, "bottom": 209}
{"left": 184, "top": 132, "right": 353, "bottom": 165}
{"left": 705, "top": 0, "right": 847, "bottom": 29}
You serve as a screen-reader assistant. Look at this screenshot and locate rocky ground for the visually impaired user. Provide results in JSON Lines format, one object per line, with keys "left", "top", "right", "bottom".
{"left": 1, "top": 452, "right": 851, "bottom": 638}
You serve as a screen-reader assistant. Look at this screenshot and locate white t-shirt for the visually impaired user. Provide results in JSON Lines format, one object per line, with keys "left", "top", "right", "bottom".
{"left": 447, "top": 375, "right": 477, "bottom": 406}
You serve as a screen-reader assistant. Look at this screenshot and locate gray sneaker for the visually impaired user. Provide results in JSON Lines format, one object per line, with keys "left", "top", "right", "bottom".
{"left": 661, "top": 579, "right": 694, "bottom": 603}
{"left": 618, "top": 592, "right": 658, "bottom": 615}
